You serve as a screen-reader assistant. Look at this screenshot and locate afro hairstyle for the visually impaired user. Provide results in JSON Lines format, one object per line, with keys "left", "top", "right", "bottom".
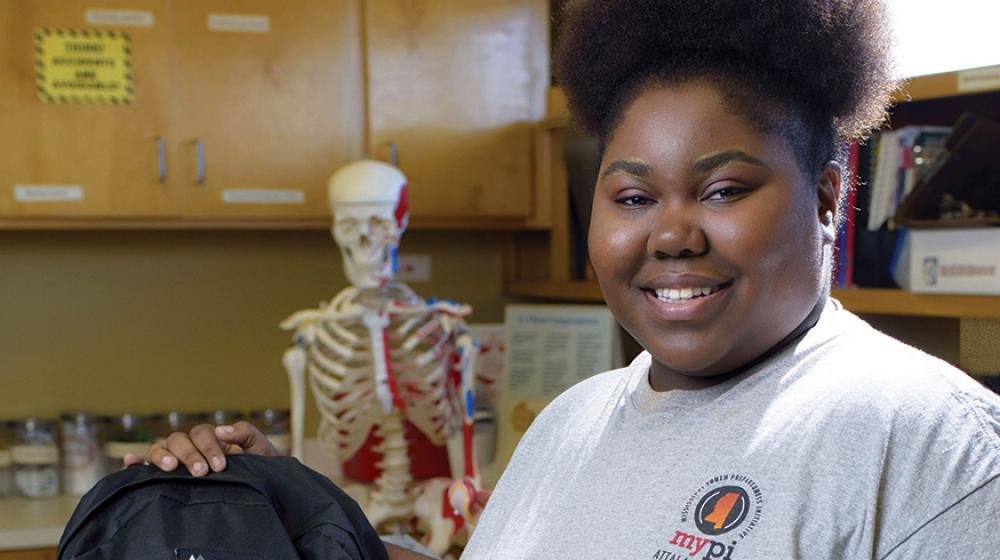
{"left": 554, "top": 0, "right": 898, "bottom": 177}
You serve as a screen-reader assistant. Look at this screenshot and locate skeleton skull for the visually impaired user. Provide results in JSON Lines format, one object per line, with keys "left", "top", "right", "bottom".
{"left": 328, "top": 160, "right": 409, "bottom": 288}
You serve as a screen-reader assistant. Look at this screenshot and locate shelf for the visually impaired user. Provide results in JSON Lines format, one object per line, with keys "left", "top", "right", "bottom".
{"left": 831, "top": 288, "right": 1000, "bottom": 319}
{"left": 0, "top": 215, "right": 542, "bottom": 232}
{"left": 897, "top": 64, "right": 1000, "bottom": 102}
{"left": 509, "top": 281, "right": 1000, "bottom": 320}
{"left": 0, "top": 495, "right": 79, "bottom": 551}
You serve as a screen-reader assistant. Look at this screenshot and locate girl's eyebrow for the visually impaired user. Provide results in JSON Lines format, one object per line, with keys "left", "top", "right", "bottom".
{"left": 600, "top": 159, "right": 651, "bottom": 180}
{"left": 693, "top": 149, "right": 770, "bottom": 174}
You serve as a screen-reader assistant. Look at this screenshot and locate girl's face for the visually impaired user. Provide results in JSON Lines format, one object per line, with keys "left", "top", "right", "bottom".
{"left": 589, "top": 81, "right": 839, "bottom": 390}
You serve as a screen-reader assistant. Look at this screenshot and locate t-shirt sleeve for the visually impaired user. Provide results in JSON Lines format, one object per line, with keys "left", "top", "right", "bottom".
{"left": 879, "top": 475, "right": 1000, "bottom": 560}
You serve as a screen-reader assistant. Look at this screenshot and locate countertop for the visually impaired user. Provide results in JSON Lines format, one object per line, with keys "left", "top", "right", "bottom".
{"left": 0, "top": 496, "right": 78, "bottom": 550}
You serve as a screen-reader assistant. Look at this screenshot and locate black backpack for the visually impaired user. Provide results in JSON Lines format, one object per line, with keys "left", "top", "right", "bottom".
{"left": 58, "top": 455, "right": 389, "bottom": 560}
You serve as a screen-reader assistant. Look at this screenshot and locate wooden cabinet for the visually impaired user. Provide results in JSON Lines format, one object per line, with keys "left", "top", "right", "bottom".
{"left": 0, "top": 0, "right": 176, "bottom": 218}
{"left": 365, "top": 0, "right": 548, "bottom": 222}
{"left": 171, "top": 0, "right": 364, "bottom": 219}
{"left": 0, "top": 0, "right": 364, "bottom": 222}
{"left": 0, "top": 0, "right": 550, "bottom": 227}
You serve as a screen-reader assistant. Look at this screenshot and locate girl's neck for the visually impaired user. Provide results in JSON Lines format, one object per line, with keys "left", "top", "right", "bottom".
{"left": 648, "top": 298, "right": 826, "bottom": 392}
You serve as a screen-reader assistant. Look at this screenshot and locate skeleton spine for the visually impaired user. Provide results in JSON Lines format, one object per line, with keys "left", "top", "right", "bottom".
{"left": 372, "top": 413, "right": 413, "bottom": 520}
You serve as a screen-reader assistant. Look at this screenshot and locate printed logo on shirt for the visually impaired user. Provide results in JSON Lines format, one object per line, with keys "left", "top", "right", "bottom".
{"left": 694, "top": 485, "right": 750, "bottom": 535}
{"left": 651, "top": 473, "right": 762, "bottom": 560}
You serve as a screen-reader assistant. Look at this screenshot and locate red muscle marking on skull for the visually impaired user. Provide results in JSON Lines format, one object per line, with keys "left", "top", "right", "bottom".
{"left": 394, "top": 184, "right": 409, "bottom": 228}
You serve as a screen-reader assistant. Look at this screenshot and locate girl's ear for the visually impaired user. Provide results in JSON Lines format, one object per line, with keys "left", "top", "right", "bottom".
{"left": 817, "top": 161, "right": 841, "bottom": 245}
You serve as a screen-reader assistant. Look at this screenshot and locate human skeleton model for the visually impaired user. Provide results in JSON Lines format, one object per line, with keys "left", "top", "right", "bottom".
{"left": 281, "top": 160, "right": 482, "bottom": 554}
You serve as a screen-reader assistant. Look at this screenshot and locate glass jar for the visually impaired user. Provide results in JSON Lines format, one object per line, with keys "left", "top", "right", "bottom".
{"left": 104, "top": 413, "right": 156, "bottom": 471}
{"left": 12, "top": 418, "right": 60, "bottom": 498}
{"left": 60, "top": 412, "right": 108, "bottom": 495}
{"left": 167, "top": 411, "right": 208, "bottom": 433}
{"left": 154, "top": 411, "right": 210, "bottom": 446}
{"left": 0, "top": 420, "right": 13, "bottom": 497}
{"left": 250, "top": 409, "right": 290, "bottom": 455}
{"left": 208, "top": 410, "right": 245, "bottom": 427}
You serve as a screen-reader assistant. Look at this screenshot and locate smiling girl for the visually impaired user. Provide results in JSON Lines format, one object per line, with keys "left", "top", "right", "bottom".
{"left": 462, "top": 0, "right": 1000, "bottom": 557}
{"left": 137, "top": 1, "right": 999, "bottom": 558}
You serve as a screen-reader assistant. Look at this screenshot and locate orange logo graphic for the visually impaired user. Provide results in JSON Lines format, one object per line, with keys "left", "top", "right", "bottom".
{"left": 695, "top": 486, "right": 750, "bottom": 535}
{"left": 703, "top": 492, "right": 740, "bottom": 529}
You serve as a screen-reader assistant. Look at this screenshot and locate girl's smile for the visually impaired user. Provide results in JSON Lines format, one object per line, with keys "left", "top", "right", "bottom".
{"left": 641, "top": 277, "right": 733, "bottom": 322}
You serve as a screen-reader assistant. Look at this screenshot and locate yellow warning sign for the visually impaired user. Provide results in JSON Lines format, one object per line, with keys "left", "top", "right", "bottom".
{"left": 34, "top": 28, "right": 133, "bottom": 104}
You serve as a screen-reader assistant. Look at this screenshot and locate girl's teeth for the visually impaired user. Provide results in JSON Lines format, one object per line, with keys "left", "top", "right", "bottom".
{"left": 654, "top": 286, "right": 717, "bottom": 301}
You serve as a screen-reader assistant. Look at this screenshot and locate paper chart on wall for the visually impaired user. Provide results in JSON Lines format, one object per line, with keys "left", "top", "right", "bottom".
{"left": 493, "top": 305, "right": 619, "bottom": 480}
{"left": 504, "top": 304, "right": 617, "bottom": 399}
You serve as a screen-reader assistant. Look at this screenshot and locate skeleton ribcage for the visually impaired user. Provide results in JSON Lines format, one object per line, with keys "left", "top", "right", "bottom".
{"left": 307, "top": 309, "right": 458, "bottom": 462}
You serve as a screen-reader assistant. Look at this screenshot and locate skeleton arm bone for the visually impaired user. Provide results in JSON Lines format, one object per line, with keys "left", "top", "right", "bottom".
{"left": 282, "top": 346, "right": 308, "bottom": 460}
{"left": 446, "top": 332, "right": 481, "bottom": 530}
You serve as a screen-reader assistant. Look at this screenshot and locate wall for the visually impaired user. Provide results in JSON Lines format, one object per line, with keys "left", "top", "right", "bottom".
{"left": 2, "top": 228, "right": 994, "bottom": 432}
{"left": 0, "top": 229, "right": 514, "bottom": 433}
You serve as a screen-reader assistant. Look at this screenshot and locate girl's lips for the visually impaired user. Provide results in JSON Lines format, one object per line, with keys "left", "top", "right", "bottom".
{"left": 641, "top": 282, "right": 731, "bottom": 322}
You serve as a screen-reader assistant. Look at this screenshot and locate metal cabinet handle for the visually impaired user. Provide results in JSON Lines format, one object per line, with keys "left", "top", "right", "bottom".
{"left": 155, "top": 136, "right": 166, "bottom": 183}
{"left": 195, "top": 139, "right": 206, "bottom": 184}
{"left": 389, "top": 141, "right": 398, "bottom": 167}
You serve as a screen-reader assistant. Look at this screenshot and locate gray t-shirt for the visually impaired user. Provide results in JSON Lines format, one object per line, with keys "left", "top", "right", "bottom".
{"left": 464, "top": 300, "right": 1000, "bottom": 559}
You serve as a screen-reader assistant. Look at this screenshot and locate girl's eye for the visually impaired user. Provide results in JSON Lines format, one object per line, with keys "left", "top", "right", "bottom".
{"left": 703, "top": 185, "right": 751, "bottom": 202}
{"left": 615, "top": 192, "right": 654, "bottom": 207}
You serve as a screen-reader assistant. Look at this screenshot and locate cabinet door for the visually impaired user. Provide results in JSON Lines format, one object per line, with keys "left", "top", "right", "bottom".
{"left": 366, "top": 0, "right": 549, "bottom": 221}
{"left": 0, "top": 0, "right": 175, "bottom": 218}
{"left": 171, "top": 0, "right": 365, "bottom": 219}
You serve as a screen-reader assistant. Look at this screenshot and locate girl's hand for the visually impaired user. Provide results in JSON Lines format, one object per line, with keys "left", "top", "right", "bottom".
{"left": 122, "top": 421, "right": 281, "bottom": 476}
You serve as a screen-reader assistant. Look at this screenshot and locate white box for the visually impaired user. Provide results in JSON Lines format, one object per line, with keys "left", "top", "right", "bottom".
{"left": 894, "top": 228, "right": 1000, "bottom": 295}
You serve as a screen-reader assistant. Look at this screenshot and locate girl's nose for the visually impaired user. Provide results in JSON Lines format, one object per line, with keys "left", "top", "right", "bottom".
{"left": 646, "top": 203, "right": 708, "bottom": 259}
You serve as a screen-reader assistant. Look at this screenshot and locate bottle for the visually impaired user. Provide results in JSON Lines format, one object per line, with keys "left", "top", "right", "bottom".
{"left": 0, "top": 420, "right": 13, "bottom": 497}
{"left": 250, "top": 409, "right": 290, "bottom": 455}
{"left": 12, "top": 418, "right": 60, "bottom": 498}
{"left": 60, "top": 412, "right": 108, "bottom": 495}
{"left": 155, "top": 411, "right": 210, "bottom": 445}
{"left": 104, "top": 413, "right": 156, "bottom": 471}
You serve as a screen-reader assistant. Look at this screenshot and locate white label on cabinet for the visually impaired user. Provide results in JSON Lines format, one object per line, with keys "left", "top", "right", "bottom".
{"left": 958, "top": 65, "right": 1000, "bottom": 93}
{"left": 14, "top": 185, "right": 84, "bottom": 202}
{"left": 222, "top": 189, "right": 304, "bottom": 205}
{"left": 207, "top": 14, "right": 271, "bottom": 33}
{"left": 84, "top": 9, "right": 155, "bottom": 28}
